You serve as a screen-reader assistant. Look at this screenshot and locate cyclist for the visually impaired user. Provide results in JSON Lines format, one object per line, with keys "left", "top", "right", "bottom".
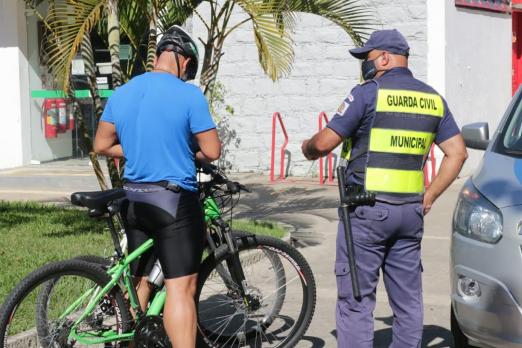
{"left": 94, "top": 25, "right": 221, "bottom": 348}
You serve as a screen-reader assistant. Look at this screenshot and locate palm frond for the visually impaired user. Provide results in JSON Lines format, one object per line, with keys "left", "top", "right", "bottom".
{"left": 280, "top": 0, "right": 374, "bottom": 46}
{"left": 119, "top": 0, "right": 148, "bottom": 48}
{"left": 235, "top": 0, "right": 295, "bottom": 81}
{"left": 44, "top": 0, "right": 108, "bottom": 91}
{"left": 158, "top": 0, "right": 201, "bottom": 33}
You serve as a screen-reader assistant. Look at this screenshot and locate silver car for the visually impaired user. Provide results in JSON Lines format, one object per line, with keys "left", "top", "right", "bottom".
{"left": 451, "top": 92, "right": 522, "bottom": 347}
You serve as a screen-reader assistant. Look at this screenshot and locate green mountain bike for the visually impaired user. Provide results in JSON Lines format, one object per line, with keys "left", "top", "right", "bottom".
{"left": 0, "top": 164, "right": 316, "bottom": 347}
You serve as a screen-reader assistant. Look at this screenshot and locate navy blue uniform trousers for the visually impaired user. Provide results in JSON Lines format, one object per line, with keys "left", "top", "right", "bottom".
{"left": 335, "top": 201, "right": 424, "bottom": 348}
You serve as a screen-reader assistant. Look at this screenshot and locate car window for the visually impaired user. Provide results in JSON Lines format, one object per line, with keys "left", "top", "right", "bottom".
{"left": 497, "top": 92, "right": 522, "bottom": 156}
{"left": 503, "top": 100, "right": 522, "bottom": 150}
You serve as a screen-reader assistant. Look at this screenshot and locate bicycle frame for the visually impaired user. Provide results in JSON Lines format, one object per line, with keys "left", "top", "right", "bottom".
{"left": 65, "top": 195, "right": 229, "bottom": 344}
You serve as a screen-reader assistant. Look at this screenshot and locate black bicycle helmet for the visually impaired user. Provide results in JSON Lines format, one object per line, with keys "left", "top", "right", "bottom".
{"left": 156, "top": 25, "right": 199, "bottom": 81}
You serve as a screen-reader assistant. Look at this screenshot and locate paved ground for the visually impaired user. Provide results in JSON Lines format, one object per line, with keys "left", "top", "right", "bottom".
{"left": 0, "top": 159, "right": 465, "bottom": 347}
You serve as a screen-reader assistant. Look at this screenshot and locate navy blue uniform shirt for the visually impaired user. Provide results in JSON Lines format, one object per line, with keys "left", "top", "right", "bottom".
{"left": 327, "top": 67, "right": 460, "bottom": 186}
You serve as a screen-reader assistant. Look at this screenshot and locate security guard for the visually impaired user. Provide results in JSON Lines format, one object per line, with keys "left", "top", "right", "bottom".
{"left": 301, "top": 29, "right": 468, "bottom": 347}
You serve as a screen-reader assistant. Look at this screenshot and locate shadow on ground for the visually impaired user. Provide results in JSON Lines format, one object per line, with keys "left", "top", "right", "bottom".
{"left": 329, "top": 317, "right": 454, "bottom": 347}
{"left": 233, "top": 183, "right": 339, "bottom": 247}
{"left": 237, "top": 184, "right": 339, "bottom": 216}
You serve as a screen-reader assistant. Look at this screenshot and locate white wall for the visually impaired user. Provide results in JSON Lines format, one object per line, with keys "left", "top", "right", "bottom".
{"left": 445, "top": 4, "right": 512, "bottom": 176}
{"left": 192, "top": 0, "right": 429, "bottom": 176}
{"left": 0, "top": 0, "right": 31, "bottom": 169}
{"left": 0, "top": 2, "right": 73, "bottom": 170}
{"left": 426, "top": 0, "right": 446, "bottom": 176}
{"left": 427, "top": 0, "right": 446, "bottom": 96}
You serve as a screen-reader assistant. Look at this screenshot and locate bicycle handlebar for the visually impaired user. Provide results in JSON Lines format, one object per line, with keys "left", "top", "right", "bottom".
{"left": 197, "top": 161, "right": 250, "bottom": 194}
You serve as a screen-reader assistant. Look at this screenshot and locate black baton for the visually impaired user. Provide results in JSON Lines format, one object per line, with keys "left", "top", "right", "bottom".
{"left": 336, "top": 166, "right": 362, "bottom": 301}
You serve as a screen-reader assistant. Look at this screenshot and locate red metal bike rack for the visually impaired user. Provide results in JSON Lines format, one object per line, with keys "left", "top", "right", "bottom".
{"left": 270, "top": 112, "right": 289, "bottom": 182}
{"left": 318, "top": 112, "right": 334, "bottom": 185}
{"left": 423, "top": 144, "right": 437, "bottom": 188}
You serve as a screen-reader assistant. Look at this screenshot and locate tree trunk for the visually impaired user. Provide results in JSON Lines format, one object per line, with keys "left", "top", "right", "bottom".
{"left": 199, "top": 1, "right": 233, "bottom": 96}
{"left": 146, "top": 1, "right": 158, "bottom": 72}
{"left": 80, "top": 34, "right": 109, "bottom": 190}
{"left": 108, "top": 0, "right": 123, "bottom": 88}
{"left": 201, "top": 38, "right": 225, "bottom": 97}
{"left": 106, "top": 0, "right": 123, "bottom": 188}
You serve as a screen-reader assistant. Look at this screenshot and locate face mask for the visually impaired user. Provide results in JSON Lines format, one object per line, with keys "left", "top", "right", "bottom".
{"left": 361, "top": 59, "right": 378, "bottom": 80}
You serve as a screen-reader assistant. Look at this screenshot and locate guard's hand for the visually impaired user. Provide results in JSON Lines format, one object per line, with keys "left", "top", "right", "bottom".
{"left": 423, "top": 191, "right": 435, "bottom": 215}
{"left": 301, "top": 139, "right": 313, "bottom": 160}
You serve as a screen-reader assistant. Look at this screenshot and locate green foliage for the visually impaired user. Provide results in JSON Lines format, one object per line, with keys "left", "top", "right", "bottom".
{"left": 42, "top": 0, "right": 109, "bottom": 91}
{"left": 208, "top": 81, "right": 235, "bottom": 121}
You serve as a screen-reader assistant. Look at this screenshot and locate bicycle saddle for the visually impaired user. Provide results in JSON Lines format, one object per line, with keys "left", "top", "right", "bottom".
{"left": 71, "top": 189, "right": 126, "bottom": 212}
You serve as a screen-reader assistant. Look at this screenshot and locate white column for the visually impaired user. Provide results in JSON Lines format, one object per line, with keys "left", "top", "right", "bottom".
{"left": 0, "top": 0, "right": 31, "bottom": 169}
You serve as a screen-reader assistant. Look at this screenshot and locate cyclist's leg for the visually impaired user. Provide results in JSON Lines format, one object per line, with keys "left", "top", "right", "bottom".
{"left": 152, "top": 190, "right": 205, "bottom": 347}
{"left": 164, "top": 274, "right": 198, "bottom": 347}
{"left": 130, "top": 187, "right": 205, "bottom": 347}
{"left": 121, "top": 200, "right": 156, "bottom": 311}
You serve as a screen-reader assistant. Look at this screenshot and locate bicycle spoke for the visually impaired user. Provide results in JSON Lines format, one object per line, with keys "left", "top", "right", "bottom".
{"left": 197, "top": 239, "right": 314, "bottom": 348}
{"left": 0, "top": 261, "right": 134, "bottom": 348}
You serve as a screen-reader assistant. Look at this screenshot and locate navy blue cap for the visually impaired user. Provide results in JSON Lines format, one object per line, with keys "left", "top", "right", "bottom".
{"left": 349, "top": 29, "right": 410, "bottom": 59}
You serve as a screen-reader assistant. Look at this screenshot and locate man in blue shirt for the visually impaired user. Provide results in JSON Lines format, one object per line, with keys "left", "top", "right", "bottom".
{"left": 302, "top": 29, "right": 468, "bottom": 347}
{"left": 94, "top": 26, "right": 220, "bottom": 348}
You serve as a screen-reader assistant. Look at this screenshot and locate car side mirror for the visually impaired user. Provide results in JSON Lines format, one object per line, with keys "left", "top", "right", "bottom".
{"left": 462, "top": 122, "right": 489, "bottom": 150}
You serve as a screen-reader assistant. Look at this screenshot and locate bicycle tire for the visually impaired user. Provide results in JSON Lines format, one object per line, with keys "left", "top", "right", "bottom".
{"left": 0, "top": 259, "right": 132, "bottom": 348}
{"left": 35, "top": 255, "right": 117, "bottom": 347}
{"left": 196, "top": 234, "right": 316, "bottom": 348}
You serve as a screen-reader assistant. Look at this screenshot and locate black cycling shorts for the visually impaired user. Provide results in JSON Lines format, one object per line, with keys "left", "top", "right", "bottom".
{"left": 121, "top": 183, "right": 205, "bottom": 279}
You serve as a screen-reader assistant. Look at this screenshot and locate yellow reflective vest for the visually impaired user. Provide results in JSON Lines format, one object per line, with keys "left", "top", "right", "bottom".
{"left": 341, "top": 85, "right": 444, "bottom": 197}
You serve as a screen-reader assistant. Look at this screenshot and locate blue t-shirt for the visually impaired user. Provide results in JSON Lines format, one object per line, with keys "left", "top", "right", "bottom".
{"left": 101, "top": 72, "right": 216, "bottom": 191}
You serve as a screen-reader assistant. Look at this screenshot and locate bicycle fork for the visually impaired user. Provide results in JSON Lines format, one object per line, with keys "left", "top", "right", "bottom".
{"left": 214, "top": 219, "right": 254, "bottom": 307}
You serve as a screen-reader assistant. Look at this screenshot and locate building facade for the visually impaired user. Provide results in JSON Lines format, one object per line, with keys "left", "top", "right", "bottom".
{"left": 0, "top": 0, "right": 516, "bottom": 178}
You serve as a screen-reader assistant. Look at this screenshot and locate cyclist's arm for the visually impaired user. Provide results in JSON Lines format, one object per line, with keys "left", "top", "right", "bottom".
{"left": 94, "top": 121, "right": 123, "bottom": 158}
{"left": 195, "top": 129, "right": 221, "bottom": 162}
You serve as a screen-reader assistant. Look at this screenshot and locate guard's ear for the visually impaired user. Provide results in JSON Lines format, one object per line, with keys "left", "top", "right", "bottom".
{"left": 380, "top": 51, "right": 391, "bottom": 67}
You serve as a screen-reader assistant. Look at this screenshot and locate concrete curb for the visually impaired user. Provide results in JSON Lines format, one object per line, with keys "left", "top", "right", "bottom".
{"left": 6, "top": 327, "right": 38, "bottom": 348}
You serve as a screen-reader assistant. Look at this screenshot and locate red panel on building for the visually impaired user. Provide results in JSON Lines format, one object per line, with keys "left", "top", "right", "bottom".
{"left": 514, "top": 0, "right": 522, "bottom": 10}
{"left": 455, "top": 0, "right": 509, "bottom": 13}
{"left": 514, "top": 10, "right": 522, "bottom": 94}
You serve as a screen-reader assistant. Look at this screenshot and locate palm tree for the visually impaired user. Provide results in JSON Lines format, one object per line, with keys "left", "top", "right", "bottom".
{"left": 27, "top": 0, "right": 372, "bottom": 188}
{"left": 189, "top": 0, "right": 372, "bottom": 97}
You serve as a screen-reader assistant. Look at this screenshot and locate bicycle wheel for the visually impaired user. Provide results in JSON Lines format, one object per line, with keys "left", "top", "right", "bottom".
{"left": 196, "top": 234, "right": 316, "bottom": 348}
{"left": 224, "top": 230, "right": 287, "bottom": 321}
{"left": 35, "top": 255, "right": 117, "bottom": 347}
{"left": 0, "top": 259, "right": 132, "bottom": 348}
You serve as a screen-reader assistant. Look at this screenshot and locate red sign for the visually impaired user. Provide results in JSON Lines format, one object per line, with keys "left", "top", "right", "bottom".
{"left": 455, "top": 0, "right": 510, "bottom": 13}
